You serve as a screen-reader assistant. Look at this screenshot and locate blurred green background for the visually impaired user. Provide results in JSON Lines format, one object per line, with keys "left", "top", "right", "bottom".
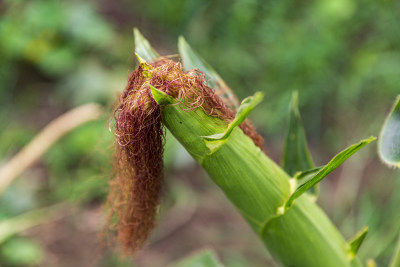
{"left": 0, "top": 0, "right": 399, "bottom": 266}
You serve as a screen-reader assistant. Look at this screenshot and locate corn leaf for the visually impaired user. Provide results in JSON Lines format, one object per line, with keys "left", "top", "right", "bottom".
{"left": 379, "top": 95, "right": 400, "bottom": 169}
{"left": 285, "top": 137, "right": 376, "bottom": 209}
{"left": 348, "top": 226, "right": 368, "bottom": 257}
{"left": 178, "top": 36, "right": 239, "bottom": 110}
{"left": 282, "top": 91, "right": 315, "bottom": 175}
{"left": 170, "top": 250, "right": 224, "bottom": 267}
{"left": 133, "top": 28, "right": 159, "bottom": 62}
{"left": 282, "top": 91, "right": 318, "bottom": 197}
{"left": 204, "top": 92, "right": 263, "bottom": 141}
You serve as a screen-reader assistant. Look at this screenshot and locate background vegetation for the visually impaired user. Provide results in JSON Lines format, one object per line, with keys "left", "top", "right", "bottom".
{"left": 0, "top": 0, "right": 399, "bottom": 266}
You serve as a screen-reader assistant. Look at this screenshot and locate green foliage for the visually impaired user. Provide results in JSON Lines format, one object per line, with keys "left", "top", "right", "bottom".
{"left": 0, "top": 205, "right": 62, "bottom": 244}
{"left": 1, "top": 237, "right": 44, "bottom": 266}
{"left": 43, "top": 120, "right": 112, "bottom": 204}
{"left": 136, "top": 0, "right": 400, "bottom": 139}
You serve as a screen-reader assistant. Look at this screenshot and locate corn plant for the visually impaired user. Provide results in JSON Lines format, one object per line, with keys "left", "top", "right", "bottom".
{"left": 105, "top": 29, "right": 381, "bottom": 266}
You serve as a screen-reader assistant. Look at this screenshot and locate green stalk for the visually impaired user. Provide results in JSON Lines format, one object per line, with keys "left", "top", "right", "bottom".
{"left": 150, "top": 86, "right": 369, "bottom": 267}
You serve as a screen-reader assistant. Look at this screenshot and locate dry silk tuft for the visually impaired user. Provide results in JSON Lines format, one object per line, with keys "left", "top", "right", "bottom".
{"left": 106, "top": 58, "right": 264, "bottom": 254}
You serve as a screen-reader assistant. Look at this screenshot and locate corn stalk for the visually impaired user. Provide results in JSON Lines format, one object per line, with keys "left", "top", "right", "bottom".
{"left": 128, "top": 29, "right": 377, "bottom": 266}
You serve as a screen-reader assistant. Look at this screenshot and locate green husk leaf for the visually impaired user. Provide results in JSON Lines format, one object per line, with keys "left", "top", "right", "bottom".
{"left": 170, "top": 249, "right": 225, "bottom": 267}
{"left": 378, "top": 95, "right": 400, "bottom": 169}
{"left": 284, "top": 136, "right": 376, "bottom": 209}
{"left": 178, "top": 36, "right": 239, "bottom": 110}
{"left": 348, "top": 226, "right": 368, "bottom": 258}
{"left": 389, "top": 233, "right": 400, "bottom": 267}
{"left": 134, "top": 28, "right": 159, "bottom": 62}
{"left": 204, "top": 92, "right": 264, "bottom": 141}
{"left": 149, "top": 85, "right": 175, "bottom": 105}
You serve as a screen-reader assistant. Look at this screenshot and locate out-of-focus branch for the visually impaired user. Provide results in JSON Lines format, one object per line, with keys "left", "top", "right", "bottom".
{"left": 0, "top": 103, "right": 104, "bottom": 195}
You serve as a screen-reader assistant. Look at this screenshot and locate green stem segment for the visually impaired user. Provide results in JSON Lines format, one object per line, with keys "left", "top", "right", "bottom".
{"left": 150, "top": 86, "right": 364, "bottom": 267}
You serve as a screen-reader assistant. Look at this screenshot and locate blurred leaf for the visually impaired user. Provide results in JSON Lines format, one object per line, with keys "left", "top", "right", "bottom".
{"left": 1, "top": 237, "right": 44, "bottom": 266}
{"left": 65, "top": 1, "right": 114, "bottom": 49}
{"left": 282, "top": 91, "right": 315, "bottom": 174}
{"left": 0, "top": 204, "right": 64, "bottom": 244}
{"left": 133, "top": 28, "right": 159, "bottom": 62}
{"left": 170, "top": 250, "right": 225, "bottom": 267}
{"left": 285, "top": 137, "right": 376, "bottom": 209}
{"left": 282, "top": 91, "right": 318, "bottom": 197}
{"left": 178, "top": 36, "right": 239, "bottom": 110}
{"left": 379, "top": 95, "right": 400, "bottom": 169}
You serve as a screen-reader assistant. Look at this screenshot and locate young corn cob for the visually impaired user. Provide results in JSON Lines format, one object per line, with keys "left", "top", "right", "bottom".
{"left": 106, "top": 29, "right": 376, "bottom": 266}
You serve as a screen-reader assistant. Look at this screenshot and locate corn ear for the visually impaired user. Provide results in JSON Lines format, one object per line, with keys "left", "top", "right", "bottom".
{"left": 150, "top": 85, "right": 374, "bottom": 266}
{"left": 133, "top": 29, "right": 375, "bottom": 266}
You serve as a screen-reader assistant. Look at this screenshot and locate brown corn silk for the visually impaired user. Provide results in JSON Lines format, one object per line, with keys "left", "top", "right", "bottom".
{"left": 107, "top": 58, "right": 263, "bottom": 254}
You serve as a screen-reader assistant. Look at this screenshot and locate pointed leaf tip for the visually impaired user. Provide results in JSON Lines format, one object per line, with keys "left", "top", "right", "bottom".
{"left": 135, "top": 53, "right": 147, "bottom": 64}
{"left": 379, "top": 95, "right": 400, "bottom": 169}
{"left": 348, "top": 226, "right": 368, "bottom": 257}
{"left": 149, "top": 85, "right": 170, "bottom": 105}
{"left": 178, "top": 36, "right": 187, "bottom": 47}
{"left": 133, "top": 28, "right": 159, "bottom": 62}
